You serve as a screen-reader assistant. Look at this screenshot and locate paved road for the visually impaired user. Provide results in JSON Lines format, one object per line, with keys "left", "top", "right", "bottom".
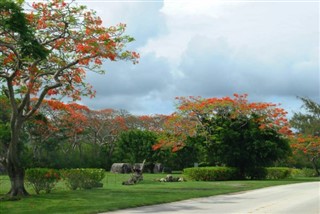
{"left": 104, "top": 182, "right": 320, "bottom": 214}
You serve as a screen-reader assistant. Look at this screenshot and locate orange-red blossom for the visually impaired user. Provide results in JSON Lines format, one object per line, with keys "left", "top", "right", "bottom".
{"left": 153, "top": 94, "right": 292, "bottom": 152}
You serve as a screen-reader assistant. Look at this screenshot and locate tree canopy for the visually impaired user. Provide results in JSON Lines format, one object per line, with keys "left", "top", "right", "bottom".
{"left": 154, "top": 94, "right": 292, "bottom": 178}
{"left": 290, "top": 97, "right": 320, "bottom": 136}
{"left": 290, "top": 97, "right": 320, "bottom": 175}
{"left": 0, "top": 0, "right": 48, "bottom": 60}
{"left": 0, "top": 0, "right": 139, "bottom": 197}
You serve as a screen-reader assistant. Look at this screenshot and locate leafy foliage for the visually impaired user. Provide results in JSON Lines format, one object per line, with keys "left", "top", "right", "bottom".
{"left": 290, "top": 97, "right": 320, "bottom": 176}
{"left": 154, "top": 94, "right": 292, "bottom": 178}
{"left": 1, "top": 0, "right": 139, "bottom": 104}
{"left": 184, "top": 167, "right": 309, "bottom": 181}
{"left": 61, "top": 168, "right": 105, "bottom": 190}
{"left": 208, "top": 114, "right": 290, "bottom": 177}
{"left": 265, "top": 167, "right": 292, "bottom": 179}
{"left": 290, "top": 97, "right": 320, "bottom": 136}
{"left": 183, "top": 167, "right": 239, "bottom": 181}
{"left": 25, "top": 168, "right": 60, "bottom": 194}
{"left": 0, "top": 96, "right": 11, "bottom": 161}
{"left": 169, "top": 136, "right": 205, "bottom": 170}
{"left": 115, "top": 130, "right": 159, "bottom": 164}
{"left": 0, "top": 0, "right": 138, "bottom": 196}
{"left": 0, "top": 0, "right": 48, "bottom": 59}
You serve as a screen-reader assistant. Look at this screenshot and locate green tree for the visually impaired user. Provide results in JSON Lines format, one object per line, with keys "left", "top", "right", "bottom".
{"left": 290, "top": 97, "right": 320, "bottom": 136}
{"left": 0, "top": 0, "right": 48, "bottom": 60}
{"left": 290, "top": 97, "right": 320, "bottom": 175}
{"left": 0, "top": 0, "right": 138, "bottom": 196}
{"left": 115, "top": 130, "right": 159, "bottom": 164}
{"left": 208, "top": 114, "right": 290, "bottom": 178}
{"left": 171, "top": 136, "right": 205, "bottom": 170}
{"left": 155, "top": 94, "right": 292, "bottom": 178}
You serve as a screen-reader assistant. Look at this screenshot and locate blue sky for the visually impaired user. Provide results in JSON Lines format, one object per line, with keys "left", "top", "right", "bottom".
{"left": 69, "top": 0, "right": 318, "bottom": 116}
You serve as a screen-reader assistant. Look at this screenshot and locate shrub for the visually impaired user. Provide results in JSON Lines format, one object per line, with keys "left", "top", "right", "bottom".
{"left": 25, "top": 168, "right": 60, "bottom": 194}
{"left": 245, "top": 167, "right": 268, "bottom": 180}
{"left": 60, "top": 169, "right": 82, "bottom": 190}
{"left": 301, "top": 168, "right": 318, "bottom": 177}
{"left": 266, "top": 167, "right": 292, "bottom": 179}
{"left": 290, "top": 168, "right": 304, "bottom": 178}
{"left": 61, "top": 168, "right": 105, "bottom": 190}
{"left": 183, "top": 167, "right": 239, "bottom": 181}
{"left": 288, "top": 168, "right": 318, "bottom": 178}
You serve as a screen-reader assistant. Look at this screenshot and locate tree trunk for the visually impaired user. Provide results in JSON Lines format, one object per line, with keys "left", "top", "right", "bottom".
{"left": 7, "top": 116, "right": 29, "bottom": 197}
{"left": 311, "top": 157, "right": 320, "bottom": 176}
{"left": 7, "top": 162, "right": 29, "bottom": 197}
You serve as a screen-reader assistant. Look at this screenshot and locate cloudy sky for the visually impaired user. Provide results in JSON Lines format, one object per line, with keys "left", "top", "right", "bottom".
{"left": 76, "top": 0, "right": 319, "bottom": 117}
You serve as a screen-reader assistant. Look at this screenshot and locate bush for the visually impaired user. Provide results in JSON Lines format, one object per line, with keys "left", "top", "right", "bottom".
{"left": 245, "top": 167, "right": 268, "bottom": 180}
{"left": 290, "top": 168, "right": 304, "bottom": 178}
{"left": 61, "top": 168, "right": 105, "bottom": 190}
{"left": 289, "top": 168, "right": 318, "bottom": 178}
{"left": 60, "top": 169, "right": 82, "bottom": 190}
{"left": 183, "top": 167, "right": 239, "bottom": 181}
{"left": 301, "top": 168, "right": 318, "bottom": 177}
{"left": 25, "top": 168, "right": 60, "bottom": 194}
{"left": 266, "top": 167, "right": 292, "bottom": 179}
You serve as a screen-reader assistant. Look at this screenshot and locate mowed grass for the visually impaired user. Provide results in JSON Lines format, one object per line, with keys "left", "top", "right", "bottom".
{"left": 0, "top": 172, "right": 319, "bottom": 214}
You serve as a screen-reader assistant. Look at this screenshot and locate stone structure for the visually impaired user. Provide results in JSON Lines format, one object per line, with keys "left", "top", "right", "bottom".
{"left": 153, "top": 163, "right": 163, "bottom": 173}
{"left": 122, "top": 160, "right": 146, "bottom": 185}
{"left": 110, "top": 163, "right": 132, "bottom": 174}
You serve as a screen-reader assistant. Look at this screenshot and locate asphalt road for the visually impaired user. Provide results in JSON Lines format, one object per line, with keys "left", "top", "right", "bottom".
{"left": 104, "top": 182, "right": 320, "bottom": 214}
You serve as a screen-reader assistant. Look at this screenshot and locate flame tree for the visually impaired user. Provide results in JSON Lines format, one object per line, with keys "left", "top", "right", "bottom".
{"left": 0, "top": 0, "right": 139, "bottom": 196}
{"left": 290, "top": 97, "right": 320, "bottom": 175}
{"left": 154, "top": 94, "right": 292, "bottom": 178}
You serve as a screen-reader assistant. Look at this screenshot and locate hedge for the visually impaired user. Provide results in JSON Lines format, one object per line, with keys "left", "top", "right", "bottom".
{"left": 60, "top": 168, "right": 105, "bottom": 190}
{"left": 265, "top": 167, "right": 292, "bottom": 179}
{"left": 25, "top": 168, "right": 60, "bottom": 194}
{"left": 183, "top": 167, "right": 315, "bottom": 181}
{"left": 183, "top": 167, "right": 239, "bottom": 181}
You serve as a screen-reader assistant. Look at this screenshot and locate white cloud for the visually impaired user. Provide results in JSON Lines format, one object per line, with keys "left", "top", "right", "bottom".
{"left": 144, "top": 1, "right": 318, "bottom": 98}
{"left": 161, "top": 0, "right": 240, "bottom": 18}
{"left": 140, "top": 0, "right": 244, "bottom": 64}
{"left": 66, "top": 0, "right": 319, "bottom": 115}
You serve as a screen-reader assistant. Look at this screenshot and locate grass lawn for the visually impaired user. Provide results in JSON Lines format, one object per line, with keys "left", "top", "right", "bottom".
{"left": 0, "top": 173, "right": 319, "bottom": 214}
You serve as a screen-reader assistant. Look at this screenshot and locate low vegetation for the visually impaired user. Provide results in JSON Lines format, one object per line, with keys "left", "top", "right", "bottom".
{"left": 60, "top": 168, "right": 105, "bottom": 190}
{"left": 184, "top": 167, "right": 317, "bottom": 181}
{"left": 184, "top": 166, "right": 239, "bottom": 181}
{"left": 0, "top": 171, "right": 318, "bottom": 214}
{"left": 25, "top": 168, "right": 60, "bottom": 194}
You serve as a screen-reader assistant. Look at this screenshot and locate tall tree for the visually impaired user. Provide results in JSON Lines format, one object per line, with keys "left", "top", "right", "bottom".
{"left": 116, "top": 129, "right": 158, "bottom": 164}
{"left": 25, "top": 100, "right": 90, "bottom": 165}
{"left": 290, "top": 97, "right": 320, "bottom": 175}
{"left": 85, "top": 108, "right": 129, "bottom": 167}
{"left": 290, "top": 97, "right": 320, "bottom": 136}
{"left": 0, "top": 0, "right": 139, "bottom": 196}
{"left": 154, "top": 94, "right": 292, "bottom": 178}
